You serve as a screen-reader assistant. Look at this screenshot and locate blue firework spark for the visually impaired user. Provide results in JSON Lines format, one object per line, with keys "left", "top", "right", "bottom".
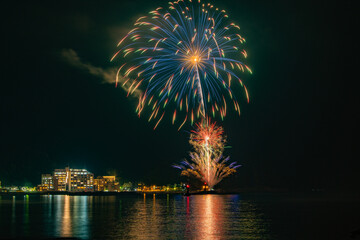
{"left": 111, "top": 0, "right": 252, "bottom": 129}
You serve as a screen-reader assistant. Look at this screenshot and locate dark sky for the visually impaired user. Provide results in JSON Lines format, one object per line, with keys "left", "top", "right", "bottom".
{"left": 1, "top": 0, "right": 358, "bottom": 191}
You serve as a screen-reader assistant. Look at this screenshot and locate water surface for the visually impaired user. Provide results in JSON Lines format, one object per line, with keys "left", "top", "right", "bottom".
{"left": 0, "top": 193, "right": 359, "bottom": 239}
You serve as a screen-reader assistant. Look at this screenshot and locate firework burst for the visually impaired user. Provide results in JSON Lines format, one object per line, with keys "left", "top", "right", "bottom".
{"left": 174, "top": 120, "right": 240, "bottom": 189}
{"left": 112, "top": 0, "right": 252, "bottom": 129}
{"left": 191, "top": 118, "right": 224, "bottom": 149}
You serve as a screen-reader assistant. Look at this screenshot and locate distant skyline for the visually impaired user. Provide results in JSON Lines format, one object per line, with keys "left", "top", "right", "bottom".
{"left": 1, "top": 0, "right": 357, "bottom": 192}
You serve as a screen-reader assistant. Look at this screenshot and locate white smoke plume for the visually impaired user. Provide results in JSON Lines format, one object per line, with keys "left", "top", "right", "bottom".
{"left": 61, "top": 48, "right": 142, "bottom": 98}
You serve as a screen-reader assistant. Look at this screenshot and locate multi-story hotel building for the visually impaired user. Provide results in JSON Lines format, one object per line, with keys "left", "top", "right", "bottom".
{"left": 94, "top": 176, "right": 118, "bottom": 191}
{"left": 53, "top": 169, "right": 67, "bottom": 191}
{"left": 41, "top": 174, "right": 54, "bottom": 190}
{"left": 53, "top": 167, "right": 94, "bottom": 192}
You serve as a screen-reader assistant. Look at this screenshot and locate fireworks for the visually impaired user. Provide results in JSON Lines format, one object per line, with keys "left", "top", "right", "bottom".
{"left": 174, "top": 120, "right": 241, "bottom": 189}
{"left": 112, "top": 0, "right": 251, "bottom": 129}
{"left": 112, "top": 0, "right": 252, "bottom": 189}
{"left": 191, "top": 119, "right": 224, "bottom": 149}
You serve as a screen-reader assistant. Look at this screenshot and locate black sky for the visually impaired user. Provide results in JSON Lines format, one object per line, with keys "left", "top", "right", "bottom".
{"left": 1, "top": 0, "right": 358, "bottom": 191}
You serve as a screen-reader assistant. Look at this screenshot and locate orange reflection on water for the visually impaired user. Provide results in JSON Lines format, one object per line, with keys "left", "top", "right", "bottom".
{"left": 61, "top": 195, "right": 72, "bottom": 237}
{"left": 189, "top": 195, "right": 225, "bottom": 239}
{"left": 126, "top": 193, "right": 163, "bottom": 239}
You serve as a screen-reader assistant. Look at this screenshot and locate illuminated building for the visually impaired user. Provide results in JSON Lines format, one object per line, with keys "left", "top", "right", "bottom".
{"left": 53, "top": 167, "right": 94, "bottom": 192}
{"left": 41, "top": 174, "right": 54, "bottom": 191}
{"left": 103, "top": 176, "right": 116, "bottom": 182}
{"left": 94, "top": 176, "right": 118, "bottom": 192}
{"left": 53, "top": 169, "right": 67, "bottom": 191}
{"left": 94, "top": 177, "right": 105, "bottom": 191}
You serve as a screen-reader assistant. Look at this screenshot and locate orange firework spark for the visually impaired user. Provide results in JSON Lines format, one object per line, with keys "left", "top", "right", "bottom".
{"left": 191, "top": 119, "right": 224, "bottom": 148}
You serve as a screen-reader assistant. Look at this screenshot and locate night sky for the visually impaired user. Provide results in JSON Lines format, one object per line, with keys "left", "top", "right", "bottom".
{"left": 1, "top": 0, "right": 357, "bottom": 191}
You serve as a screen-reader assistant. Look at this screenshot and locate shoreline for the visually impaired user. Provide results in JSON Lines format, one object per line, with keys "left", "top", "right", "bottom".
{"left": 0, "top": 190, "right": 265, "bottom": 196}
{"left": 2, "top": 190, "right": 359, "bottom": 199}
{"left": 0, "top": 191, "right": 183, "bottom": 196}
{"left": 0, "top": 191, "right": 242, "bottom": 196}
{"left": 0, "top": 190, "right": 284, "bottom": 196}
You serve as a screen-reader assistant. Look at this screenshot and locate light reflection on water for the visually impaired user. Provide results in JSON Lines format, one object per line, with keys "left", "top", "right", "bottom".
{"left": 0, "top": 194, "right": 272, "bottom": 239}
{"left": 192, "top": 195, "right": 225, "bottom": 239}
